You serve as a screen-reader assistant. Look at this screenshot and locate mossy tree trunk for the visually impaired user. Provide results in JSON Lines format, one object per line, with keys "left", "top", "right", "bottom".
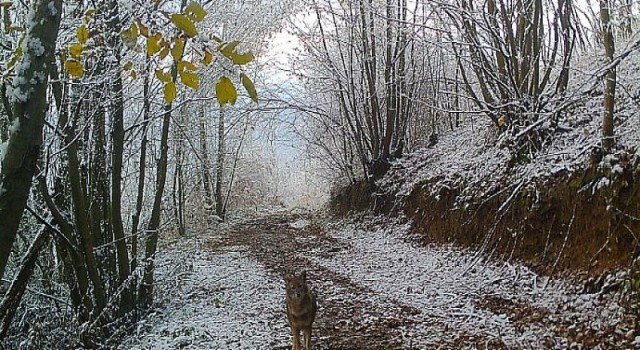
{"left": 0, "top": 0, "right": 63, "bottom": 280}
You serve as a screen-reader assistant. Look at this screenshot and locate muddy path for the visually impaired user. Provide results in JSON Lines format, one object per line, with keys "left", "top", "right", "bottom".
{"left": 206, "top": 212, "right": 432, "bottom": 349}
{"left": 200, "top": 211, "right": 632, "bottom": 350}
{"left": 117, "top": 210, "right": 633, "bottom": 349}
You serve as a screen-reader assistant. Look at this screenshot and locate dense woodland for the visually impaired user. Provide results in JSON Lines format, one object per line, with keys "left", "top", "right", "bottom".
{"left": 0, "top": 0, "right": 638, "bottom": 348}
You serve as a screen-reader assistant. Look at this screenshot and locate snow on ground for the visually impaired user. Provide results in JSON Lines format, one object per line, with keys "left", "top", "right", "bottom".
{"left": 119, "top": 214, "right": 629, "bottom": 349}
{"left": 313, "top": 220, "right": 626, "bottom": 348}
{"left": 380, "top": 41, "right": 640, "bottom": 208}
{"left": 119, "top": 234, "right": 290, "bottom": 350}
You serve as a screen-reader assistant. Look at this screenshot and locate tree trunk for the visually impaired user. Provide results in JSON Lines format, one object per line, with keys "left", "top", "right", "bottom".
{"left": 139, "top": 64, "right": 174, "bottom": 306}
{"left": 0, "top": 226, "right": 50, "bottom": 338}
{"left": 172, "top": 112, "right": 185, "bottom": 236}
{"left": 131, "top": 58, "right": 152, "bottom": 274}
{"left": 215, "top": 106, "right": 225, "bottom": 219}
{"left": 0, "top": 0, "right": 62, "bottom": 279}
{"left": 381, "top": 0, "right": 395, "bottom": 161}
{"left": 556, "top": 0, "right": 574, "bottom": 96}
{"left": 64, "top": 101, "right": 107, "bottom": 313}
{"left": 47, "top": 68, "right": 95, "bottom": 324}
{"left": 139, "top": 0, "right": 186, "bottom": 302}
{"left": 89, "top": 95, "right": 112, "bottom": 269}
{"left": 620, "top": 0, "right": 634, "bottom": 38}
{"left": 105, "top": 0, "right": 132, "bottom": 313}
{"left": 198, "top": 105, "right": 214, "bottom": 213}
{"left": 600, "top": 0, "right": 616, "bottom": 151}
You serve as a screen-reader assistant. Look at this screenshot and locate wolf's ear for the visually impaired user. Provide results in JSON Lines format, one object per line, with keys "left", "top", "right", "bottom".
{"left": 299, "top": 270, "right": 307, "bottom": 282}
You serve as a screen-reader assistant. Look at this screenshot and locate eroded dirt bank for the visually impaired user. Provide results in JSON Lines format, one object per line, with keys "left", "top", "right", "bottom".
{"left": 396, "top": 166, "right": 640, "bottom": 275}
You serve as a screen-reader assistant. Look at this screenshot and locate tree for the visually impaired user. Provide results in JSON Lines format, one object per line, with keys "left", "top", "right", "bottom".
{"left": 215, "top": 106, "right": 226, "bottom": 218}
{"left": 600, "top": 0, "right": 616, "bottom": 151}
{"left": 445, "top": 0, "right": 577, "bottom": 127}
{"left": 290, "top": 0, "right": 417, "bottom": 181}
{"left": 0, "top": 0, "right": 281, "bottom": 343}
{"left": 0, "top": 0, "right": 63, "bottom": 280}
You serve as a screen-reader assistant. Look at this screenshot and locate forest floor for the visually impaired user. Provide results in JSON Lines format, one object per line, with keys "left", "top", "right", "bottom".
{"left": 119, "top": 209, "right": 637, "bottom": 350}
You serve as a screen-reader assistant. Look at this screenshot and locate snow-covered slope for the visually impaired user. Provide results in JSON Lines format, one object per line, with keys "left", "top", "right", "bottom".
{"left": 380, "top": 39, "right": 640, "bottom": 208}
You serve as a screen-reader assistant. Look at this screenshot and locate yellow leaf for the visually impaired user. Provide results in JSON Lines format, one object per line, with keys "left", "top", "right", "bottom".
{"left": 159, "top": 46, "right": 170, "bottom": 59}
{"left": 170, "top": 14, "right": 197, "bottom": 38}
{"left": 155, "top": 69, "right": 172, "bottom": 83}
{"left": 179, "top": 70, "right": 199, "bottom": 90}
{"left": 6, "top": 46, "right": 22, "bottom": 70}
{"left": 69, "top": 43, "right": 83, "bottom": 59}
{"left": 215, "top": 76, "right": 237, "bottom": 106}
{"left": 147, "top": 33, "right": 163, "bottom": 56}
{"left": 240, "top": 73, "right": 257, "bottom": 103}
{"left": 123, "top": 61, "right": 133, "bottom": 71}
{"left": 185, "top": 1, "right": 207, "bottom": 22}
{"left": 4, "top": 45, "right": 23, "bottom": 79}
{"left": 230, "top": 52, "right": 254, "bottom": 65}
{"left": 77, "top": 25, "right": 89, "bottom": 44}
{"left": 220, "top": 41, "right": 240, "bottom": 58}
{"left": 177, "top": 60, "right": 197, "bottom": 72}
{"left": 164, "top": 81, "right": 176, "bottom": 103}
{"left": 220, "top": 41, "right": 254, "bottom": 65}
{"left": 498, "top": 115, "right": 506, "bottom": 127}
{"left": 171, "top": 37, "right": 185, "bottom": 61}
{"left": 129, "top": 21, "right": 139, "bottom": 37}
{"left": 130, "top": 70, "right": 137, "bottom": 80}
{"left": 8, "top": 26, "right": 25, "bottom": 33}
{"left": 121, "top": 23, "right": 138, "bottom": 49}
{"left": 64, "top": 59, "right": 84, "bottom": 78}
{"left": 84, "top": 9, "right": 95, "bottom": 23}
{"left": 202, "top": 50, "right": 213, "bottom": 66}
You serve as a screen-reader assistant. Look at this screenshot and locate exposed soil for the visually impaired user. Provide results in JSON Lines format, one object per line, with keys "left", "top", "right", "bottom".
{"left": 206, "top": 213, "right": 425, "bottom": 349}
{"left": 343, "top": 157, "right": 640, "bottom": 279}
{"left": 399, "top": 166, "right": 640, "bottom": 276}
{"left": 201, "top": 211, "right": 636, "bottom": 349}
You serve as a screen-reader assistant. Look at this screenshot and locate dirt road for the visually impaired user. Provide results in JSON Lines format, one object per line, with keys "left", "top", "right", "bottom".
{"left": 121, "top": 210, "right": 634, "bottom": 350}
{"left": 208, "top": 212, "right": 430, "bottom": 349}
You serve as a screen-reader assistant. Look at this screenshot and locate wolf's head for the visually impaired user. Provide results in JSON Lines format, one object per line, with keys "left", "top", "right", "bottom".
{"left": 285, "top": 270, "right": 309, "bottom": 301}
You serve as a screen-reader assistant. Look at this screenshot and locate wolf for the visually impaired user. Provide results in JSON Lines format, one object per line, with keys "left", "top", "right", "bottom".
{"left": 285, "top": 270, "right": 317, "bottom": 350}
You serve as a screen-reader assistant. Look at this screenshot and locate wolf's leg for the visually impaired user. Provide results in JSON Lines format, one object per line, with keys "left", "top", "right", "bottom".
{"left": 303, "top": 327, "right": 312, "bottom": 350}
{"left": 292, "top": 327, "right": 301, "bottom": 350}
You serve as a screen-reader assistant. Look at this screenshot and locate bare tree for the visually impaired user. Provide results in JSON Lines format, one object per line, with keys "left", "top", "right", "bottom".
{"left": 600, "top": 0, "right": 616, "bottom": 151}
{"left": 215, "top": 106, "right": 226, "bottom": 218}
{"left": 445, "top": 0, "right": 576, "bottom": 126}
{"left": 293, "top": 0, "right": 417, "bottom": 181}
{"left": 0, "top": 0, "right": 293, "bottom": 344}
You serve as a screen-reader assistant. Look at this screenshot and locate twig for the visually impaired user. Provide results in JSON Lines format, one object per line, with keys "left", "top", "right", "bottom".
{"left": 623, "top": 224, "right": 640, "bottom": 247}
{"left": 24, "top": 205, "right": 75, "bottom": 251}
{"left": 20, "top": 287, "right": 71, "bottom": 307}
{"left": 542, "top": 214, "right": 556, "bottom": 263}
{"left": 550, "top": 203, "right": 577, "bottom": 276}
